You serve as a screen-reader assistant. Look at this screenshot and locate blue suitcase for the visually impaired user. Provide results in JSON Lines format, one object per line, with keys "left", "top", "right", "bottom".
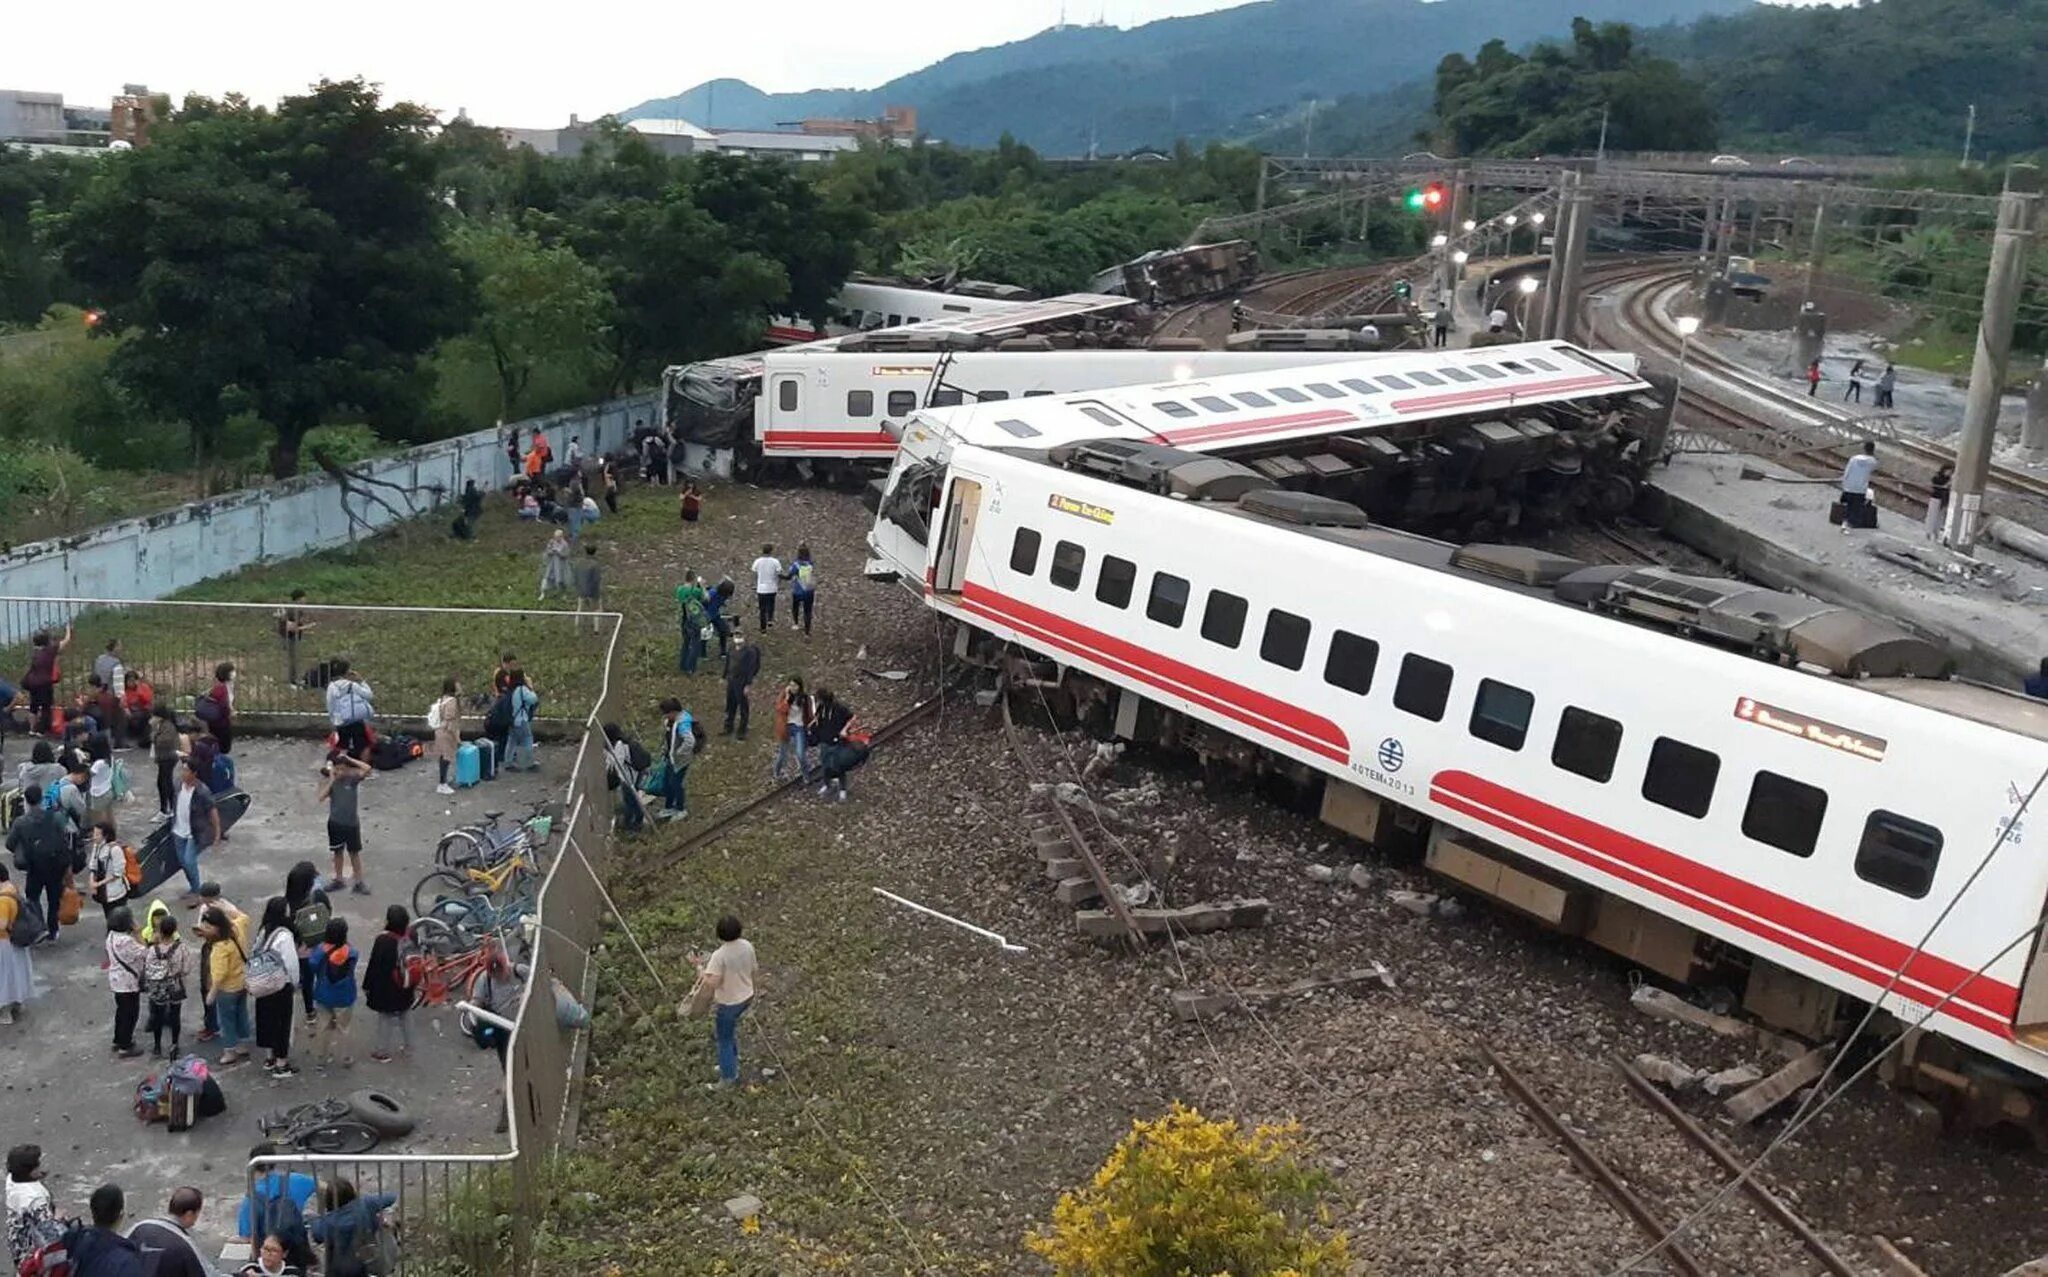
{"left": 474, "top": 737, "right": 498, "bottom": 781}
{"left": 455, "top": 742, "right": 481, "bottom": 788}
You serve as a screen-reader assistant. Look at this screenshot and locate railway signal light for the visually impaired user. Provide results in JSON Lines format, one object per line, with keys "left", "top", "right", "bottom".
{"left": 1405, "top": 182, "right": 1448, "bottom": 213}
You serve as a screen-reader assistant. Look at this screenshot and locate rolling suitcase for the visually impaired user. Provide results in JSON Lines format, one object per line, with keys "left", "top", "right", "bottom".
{"left": 1827, "top": 500, "right": 1846, "bottom": 526}
{"left": 1849, "top": 500, "right": 1879, "bottom": 529}
{"left": 474, "top": 737, "right": 498, "bottom": 782}
{"left": 455, "top": 742, "right": 481, "bottom": 788}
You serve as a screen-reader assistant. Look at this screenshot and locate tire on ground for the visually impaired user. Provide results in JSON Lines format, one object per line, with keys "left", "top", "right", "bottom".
{"left": 347, "top": 1088, "right": 417, "bottom": 1137}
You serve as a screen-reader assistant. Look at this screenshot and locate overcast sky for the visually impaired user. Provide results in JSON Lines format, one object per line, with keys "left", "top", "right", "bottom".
{"left": 5, "top": 0, "right": 1843, "bottom": 130}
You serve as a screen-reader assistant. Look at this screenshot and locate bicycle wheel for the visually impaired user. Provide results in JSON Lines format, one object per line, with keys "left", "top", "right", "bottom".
{"left": 413, "top": 869, "right": 478, "bottom": 917}
{"left": 436, "top": 829, "right": 490, "bottom": 871}
{"left": 406, "top": 916, "right": 474, "bottom": 957}
{"left": 297, "top": 1120, "right": 381, "bottom": 1155}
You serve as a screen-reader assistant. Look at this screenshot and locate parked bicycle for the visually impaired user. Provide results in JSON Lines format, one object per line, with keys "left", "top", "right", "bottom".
{"left": 402, "top": 926, "right": 515, "bottom": 1010}
{"left": 412, "top": 838, "right": 539, "bottom": 919}
{"left": 434, "top": 800, "right": 554, "bottom": 872}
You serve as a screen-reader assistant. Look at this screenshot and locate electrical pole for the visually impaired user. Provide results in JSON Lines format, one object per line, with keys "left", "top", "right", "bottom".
{"left": 1550, "top": 170, "right": 1594, "bottom": 343}
{"left": 1595, "top": 104, "right": 1610, "bottom": 165}
{"left": 1946, "top": 164, "right": 2040, "bottom": 553}
{"left": 1962, "top": 103, "right": 1977, "bottom": 168}
{"left": 1539, "top": 173, "right": 1575, "bottom": 340}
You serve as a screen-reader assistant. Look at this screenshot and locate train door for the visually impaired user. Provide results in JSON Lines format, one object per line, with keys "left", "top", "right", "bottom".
{"left": 767, "top": 375, "right": 802, "bottom": 446}
{"left": 932, "top": 478, "right": 983, "bottom": 596}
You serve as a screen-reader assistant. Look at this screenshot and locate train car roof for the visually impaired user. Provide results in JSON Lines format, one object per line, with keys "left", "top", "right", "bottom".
{"left": 907, "top": 339, "right": 1649, "bottom": 454}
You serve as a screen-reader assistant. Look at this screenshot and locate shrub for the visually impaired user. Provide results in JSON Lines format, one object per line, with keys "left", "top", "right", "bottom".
{"left": 1026, "top": 1103, "right": 1351, "bottom": 1277}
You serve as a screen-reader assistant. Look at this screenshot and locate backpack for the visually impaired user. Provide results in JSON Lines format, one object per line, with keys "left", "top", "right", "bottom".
{"left": 143, "top": 940, "right": 186, "bottom": 1004}
{"left": 38, "top": 782, "right": 66, "bottom": 813}
{"left": 121, "top": 843, "right": 142, "bottom": 889}
{"left": 246, "top": 937, "right": 292, "bottom": 999}
{"left": 16, "top": 1219, "right": 79, "bottom": 1277}
{"left": 426, "top": 698, "right": 445, "bottom": 732}
{"left": 795, "top": 561, "right": 816, "bottom": 591}
{"left": 257, "top": 1181, "right": 313, "bottom": 1269}
{"left": 193, "top": 692, "right": 224, "bottom": 725}
{"left": 484, "top": 694, "right": 514, "bottom": 739}
{"left": 293, "top": 896, "right": 331, "bottom": 945}
{"left": 625, "top": 736, "right": 652, "bottom": 773}
{"left": 10, "top": 894, "right": 46, "bottom": 947}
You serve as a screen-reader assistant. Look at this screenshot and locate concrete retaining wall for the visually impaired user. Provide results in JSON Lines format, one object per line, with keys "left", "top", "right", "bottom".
{"left": 0, "top": 393, "right": 656, "bottom": 644}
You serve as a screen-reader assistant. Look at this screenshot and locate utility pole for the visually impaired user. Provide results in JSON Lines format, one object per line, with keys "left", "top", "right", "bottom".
{"left": 1595, "top": 104, "right": 1610, "bottom": 165}
{"left": 1539, "top": 173, "right": 1575, "bottom": 340}
{"left": 1550, "top": 170, "right": 1594, "bottom": 343}
{"left": 1962, "top": 103, "right": 1977, "bottom": 168}
{"left": 1946, "top": 164, "right": 2040, "bottom": 553}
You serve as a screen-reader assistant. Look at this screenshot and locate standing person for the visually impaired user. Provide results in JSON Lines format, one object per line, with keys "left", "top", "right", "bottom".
{"left": 67, "top": 1184, "right": 148, "bottom": 1277}
{"left": 789, "top": 543, "right": 818, "bottom": 638}
{"left": 502, "top": 428, "right": 521, "bottom": 484}
{"left": 564, "top": 434, "right": 584, "bottom": 473}
{"left": 199, "top": 663, "right": 236, "bottom": 754}
{"left": 0, "top": 869, "right": 33, "bottom": 1024}
{"left": 105, "top": 906, "right": 146, "bottom": 1059}
{"left": 707, "top": 576, "right": 738, "bottom": 671}
{"left": 4, "top": 1146, "right": 53, "bottom": 1268}
{"left": 317, "top": 754, "right": 372, "bottom": 897}
{"left": 750, "top": 545, "right": 784, "bottom": 632}
{"left": 1837, "top": 439, "right": 1878, "bottom": 532}
{"left": 283, "top": 862, "right": 330, "bottom": 1026}
{"left": 252, "top": 897, "right": 300, "bottom": 1079}
{"left": 1805, "top": 358, "right": 1822, "bottom": 397}
{"left": 19, "top": 625, "right": 71, "bottom": 736}
{"left": 199, "top": 905, "right": 250, "bottom": 1066}
{"left": 86, "top": 751, "right": 117, "bottom": 835}
{"left": 1844, "top": 357, "right": 1865, "bottom": 403}
{"left": 5, "top": 787, "right": 67, "bottom": 943}
{"left": 126, "top": 1187, "right": 210, "bottom": 1277}
{"left": 365, "top": 905, "right": 413, "bottom": 1063}
{"left": 1486, "top": 305, "right": 1507, "bottom": 334}
{"left": 722, "top": 633, "right": 761, "bottom": 740}
{"left": 692, "top": 915, "right": 756, "bottom": 1089}
{"left": 171, "top": 763, "right": 222, "bottom": 904}
{"left": 503, "top": 670, "right": 540, "bottom": 773}
{"left": 676, "top": 572, "right": 711, "bottom": 675}
{"left": 460, "top": 480, "right": 484, "bottom": 526}
{"left": 1229, "top": 301, "right": 1247, "bottom": 333}
{"left": 1432, "top": 307, "right": 1451, "bottom": 348}
{"left": 600, "top": 458, "right": 620, "bottom": 515}
{"left": 275, "top": 592, "right": 313, "bottom": 689}
{"left": 323, "top": 661, "right": 375, "bottom": 760}
{"left": 150, "top": 708, "right": 180, "bottom": 818}
{"left": 564, "top": 472, "right": 587, "bottom": 544}
{"left": 537, "top": 527, "right": 571, "bottom": 600}
{"left": 602, "top": 724, "right": 649, "bottom": 832}
{"left": 639, "top": 430, "right": 661, "bottom": 485}
{"left": 575, "top": 543, "right": 604, "bottom": 633}
{"left": 92, "top": 640, "right": 125, "bottom": 698}
{"left": 85, "top": 822, "right": 130, "bottom": 921}
{"left": 309, "top": 919, "right": 358, "bottom": 1070}
{"left": 657, "top": 698, "right": 695, "bottom": 819}
{"left": 772, "top": 677, "right": 811, "bottom": 782}
{"left": 678, "top": 481, "right": 702, "bottom": 524}
{"left": 1926, "top": 463, "right": 1952, "bottom": 541}
{"left": 491, "top": 652, "right": 522, "bottom": 698}
{"left": 429, "top": 678, "right": 461, "bottom": 797}
{"left": 1876, "top": 362, "right": 1897, "bottom": 409}
{"left": 142, "top": 915, "right": 192, "bottom": 1058}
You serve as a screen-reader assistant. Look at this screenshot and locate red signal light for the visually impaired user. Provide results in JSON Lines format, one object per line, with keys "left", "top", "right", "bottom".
{"left": 1421, "top": 183, "right": 1446, "bottom": 211}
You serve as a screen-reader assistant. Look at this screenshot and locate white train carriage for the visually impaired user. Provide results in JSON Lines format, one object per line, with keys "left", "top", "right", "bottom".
{"left": 765, "top": 278, "right": 1035, "bottom": 345}
{"left": 876, "top": 425, "right": 2048, "bottom": 1084}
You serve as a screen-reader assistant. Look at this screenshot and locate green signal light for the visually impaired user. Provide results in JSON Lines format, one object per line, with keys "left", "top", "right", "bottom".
{"left": 1404, "top": 189, "right": 1426, "bottom": 211}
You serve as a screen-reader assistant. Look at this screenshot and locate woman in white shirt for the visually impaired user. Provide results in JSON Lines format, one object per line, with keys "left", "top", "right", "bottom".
{"left": 105, "top": 905, "right": 148, "bottom": 1059}
{"left": 696, "top": 915, "right": 756, "bottom": 1088}
{"left": 84, "top": 822, "right": 129, "bottom": 921}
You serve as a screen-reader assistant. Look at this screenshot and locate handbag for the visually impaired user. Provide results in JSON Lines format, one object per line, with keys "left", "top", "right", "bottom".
{"left": 57, "top": 884, "right": 82, "bottom": 926}
{"left": 684, "top": 970, "right": 716, "bottom": 1018}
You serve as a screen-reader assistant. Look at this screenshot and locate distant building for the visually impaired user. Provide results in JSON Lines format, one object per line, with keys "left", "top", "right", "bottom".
{"left": 0, "top": 89, "right": 66, "bottom": 144}
{"left": 705, "top": 129, "right": 860, "bottom": 162}
{"left": 1, "top": 85, "right": 155, "bottom": 153}
{"left": 789, "top": 105, "right": 918, "bottom": 141}
{"left": 493, "top": 111, "right": 865, "bottom": 163}
{"left": 110, "top": 85, "right": 157, "bottom": 147}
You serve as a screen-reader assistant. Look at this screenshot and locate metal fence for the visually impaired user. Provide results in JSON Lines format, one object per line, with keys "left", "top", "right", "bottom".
{"left": 0, "top": 391, "right": 656, "bottom": 648}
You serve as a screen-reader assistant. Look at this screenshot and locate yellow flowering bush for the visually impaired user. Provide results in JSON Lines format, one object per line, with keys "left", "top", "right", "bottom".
{"left": 1027, "top": 1103, "right": 1352, "bottom": 1276}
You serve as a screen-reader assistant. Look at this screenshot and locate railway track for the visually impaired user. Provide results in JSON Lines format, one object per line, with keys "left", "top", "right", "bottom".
{"left": 1155, "top": 263, "right": 1400, "bottom": 342}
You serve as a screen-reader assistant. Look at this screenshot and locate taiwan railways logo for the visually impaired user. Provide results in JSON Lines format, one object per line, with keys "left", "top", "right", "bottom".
{"left": 1376, "top": 737, "right": 1405, "bottom": 773}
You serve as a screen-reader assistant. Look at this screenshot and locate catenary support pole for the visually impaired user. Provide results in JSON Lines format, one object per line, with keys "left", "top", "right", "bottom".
{"left": 1550, "top": 172, "right": 1594, "bottom": 343}
{"left": 1539, "top": 173, "right": 1576, "bottom": 339}
{"left": 1948, "top": 164, "right": 2041, "bottom": 553}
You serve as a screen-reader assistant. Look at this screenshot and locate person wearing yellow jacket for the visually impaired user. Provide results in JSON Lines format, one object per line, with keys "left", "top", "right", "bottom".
{"left": 199, "top": 904, "right": 252, "bottom": 1065}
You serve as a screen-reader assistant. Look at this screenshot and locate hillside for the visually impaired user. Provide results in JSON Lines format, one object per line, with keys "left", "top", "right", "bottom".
{"left": 619, "top": 0, "right": 1748, "bottom": 153}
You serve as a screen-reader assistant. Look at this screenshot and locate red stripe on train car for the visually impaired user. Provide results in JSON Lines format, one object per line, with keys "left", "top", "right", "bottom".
{"left": 959, "top": 584, "right": 1350, "bottom": 764}
{"left": 1154, "top": 408, "right": 1358, "bottom": 447}
{"left": 1429, "top": 770, "right": 2019, "bottom": 1036}
{"left": 761, "top": 430, "right": 899, "bottom": 453}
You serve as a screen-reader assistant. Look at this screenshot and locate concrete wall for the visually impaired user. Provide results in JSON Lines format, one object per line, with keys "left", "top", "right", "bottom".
{"left": 0, "top": 392, "right": 656, "bottom": 644}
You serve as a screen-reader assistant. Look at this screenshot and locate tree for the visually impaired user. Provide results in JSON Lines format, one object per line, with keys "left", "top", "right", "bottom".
{"left": 54, "top": 80, "right": 471, "bottom": 476}
{"left": 450, "top": 221, "right": 609, "bottom": 420}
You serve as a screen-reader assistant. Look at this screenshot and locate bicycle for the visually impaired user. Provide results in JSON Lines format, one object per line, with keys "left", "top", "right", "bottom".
{"left": 402, "top": 926, "right": 514, "bottom": 1009}
{"left": 434, "top": 800, "right": 553, "bottom": 871}
{"left": 257, "top": 1099, "right": 381, "bottom": 1155}
{"left": 412, "top": 839, "right": 539, "bottom": 919}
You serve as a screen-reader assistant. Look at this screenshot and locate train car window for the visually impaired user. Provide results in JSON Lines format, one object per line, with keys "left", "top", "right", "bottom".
{"left": 1195, "top": 395, "right": 1234, "bottom": 413}
{"left": 1049, "top": 541, "right": 1086, "bottom": 591}
{"left": 1155, "top": 401, "right": 1198, "bottom": 419}
{"left": 1742, "top": 772, "right": 1828, "bottom": 858}
{"left": 1025, "top": 390, "right": 1055, "bottom": 398}
{"left": 1010, "top": 528, "right": 1042, "bottom": 575}
{"left": 1855, "top": 812, "right": 1943, "bottom": 899}
{"left": 1081, "top": 407, "right": 1123, "bottom": 429}
{"left": 848, "top": 391, "right": 874, "bottom": 418}
{"left": 1393, "top": 654, "right": 1454, "bottom": 722}
{"left": 929, "top": 389, "right": 965, "bottom": 408}
{"left": 1096, "top": 555, "right": 1137, "bottom": 608}
{"left": 1200, "top": 590, "right": 1248, "bottom": 648}
{"left": 1375, "top": 375, "right": 1414, "bottom": 391}
{"left": 846, "top": 309, "right": 866, "bottom": 327}
{"left": 777, "top": 380, "right": 799, "bottom": 412}
{"left": 1147, "top": 572, "right": 1190, "bottom": 626}
{"left": 1234, "top": 391, "right": 1274, "bottom": 408}
{"left": 1469, "top": 679, "right": 1535, "bottom": 750}
{"left": 1340, "top": 379, "right": 1383, "bottom": 396}
{"left": 979, "top": 390, "right": 1011, "bottom": 402}
{"left": 887, "top": 314, "right": 903, "bottom": 328}
{"left": 1306, "top": 383, "right": 1344, "bottom": 399}
{"left": 1501, "top": 360, "right": 1531, "bottom": 374}
{"left": 1323, "top": 630, "right": 1380, "bottom": 695}
{"left": 996, "top": 419, "right": 1042, "bottom": 439}
{"left": 1552, "top": 707, "right": 1622, "bottom": 782}
{"left": 1259, "top": 610, "right": 1311, "bottom": 671}
{"left": 1642, "top": 737, "right": 1720, "bottom": 819}
{"left": 1472, "top": 366, "right": 1507, "bottom": 380}
{"left": 942, "top": 303, "right": 970, "bottom": 313}
{"left": 1526, "top": 357, "right": 1560, "bottom": 372}
{"left": 1439, "top": 368, "right": 1477, "bottom": 383}
{"left": 1407, "top": 371, "right": 1445, "bottom": 387}
{"left": 1271, "top": 387, "right": 1311, "bottom": 403}
{"left": 888, "top": 390, "right": 918, "bottom": 417}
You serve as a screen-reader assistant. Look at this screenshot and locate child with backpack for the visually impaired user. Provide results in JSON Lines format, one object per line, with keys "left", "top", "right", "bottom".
{"left": 143, "top": 915, "right": 193, "bottom": 1058}
{"left": 309, "top": 919, "right": 359, "bottom": 1069}
{"left": 84, "top": 822, "right": 135, "bottom": 921}
{"left": 364, "top": 906, "right": 414, "bottom": 1063}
